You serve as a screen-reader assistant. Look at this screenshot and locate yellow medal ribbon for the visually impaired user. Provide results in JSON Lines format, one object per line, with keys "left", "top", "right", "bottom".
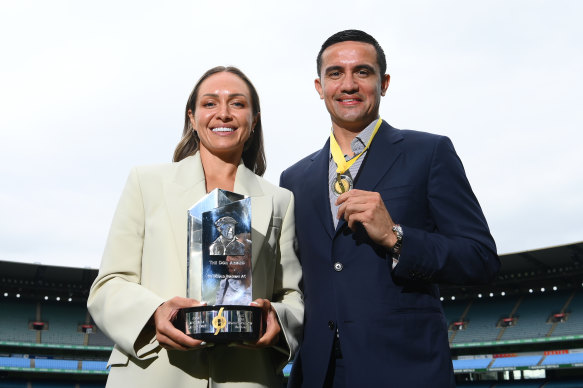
{"left": 330, "top": 118, "right": 382, "bottom": 194}
{"left": 330, "top": 118, "right": 382, "bottom": 174}
{"left": 212, "top": 307, "right": 227, "bottom": 335}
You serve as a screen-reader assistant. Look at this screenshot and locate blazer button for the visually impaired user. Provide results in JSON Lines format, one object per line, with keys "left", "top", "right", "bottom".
{"left": 333, "top": 262, "right": 343, "bottom": 272}
{"left": 328, "top": 321, "right": 335, "bottom": 330}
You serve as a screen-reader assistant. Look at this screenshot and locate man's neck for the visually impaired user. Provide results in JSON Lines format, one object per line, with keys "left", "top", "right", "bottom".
{"left": 331, "top": 120, "right": 374, "bottom": 156}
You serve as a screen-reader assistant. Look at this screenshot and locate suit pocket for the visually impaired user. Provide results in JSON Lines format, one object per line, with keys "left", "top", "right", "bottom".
{"left": 377, "top": 184, "right": 419, "bottom": 200}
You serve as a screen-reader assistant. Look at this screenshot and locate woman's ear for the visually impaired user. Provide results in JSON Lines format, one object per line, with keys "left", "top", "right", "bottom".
{"left": 252, "top": 112, "right": 260, "bottom": 132}
{"left": 188, "top": 109, "right": 196, "bottom": 131}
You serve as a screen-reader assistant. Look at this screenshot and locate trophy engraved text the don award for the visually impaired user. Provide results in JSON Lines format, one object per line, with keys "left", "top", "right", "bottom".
{"left": 175, "top": 189, "right": 262, "bottom": 342}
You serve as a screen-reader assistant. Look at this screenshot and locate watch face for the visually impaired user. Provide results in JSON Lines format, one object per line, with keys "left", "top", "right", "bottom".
{"left": 392, "top": 225, "right": 403, "bottom": 238}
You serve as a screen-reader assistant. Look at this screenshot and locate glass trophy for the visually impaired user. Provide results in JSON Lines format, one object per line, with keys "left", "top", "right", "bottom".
{"left": 174, "top": 189, "right": 262, "bottom": 342}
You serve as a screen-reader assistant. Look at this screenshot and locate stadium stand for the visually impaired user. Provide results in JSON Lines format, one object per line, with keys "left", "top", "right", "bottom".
{"left": 0, "top": 300, "right": 37, "bottom": 344}
{"left": 542, "top": 353, "right": 583, "bottom": 366}
{"left": 552, "top": 290, "right": 583, "bottom": 337}
{"left": 449, "top": 296, "right": 520, "bottom": 344}
{"left": 85, "top": 329, "right": 112, "bottom": 348}
{"left": 453, "top": 357, "right": 493, "bottom": 370}
{"left": 490, "top": 355, "right": 543, "bottom": 368}
{"left": 1, "top": 241, "right": 583, "bottom": 386}
{"left": 81, "top": 361, "right": 107, "bottom": 372}
{"left": 39, "top": 302, "right": 86, "bottom": 346}
{"left": 500, "top": 292, "right": 569, "bottom": 341}
{"left": 0, "top": 357, "right": 30, "bottom": 368}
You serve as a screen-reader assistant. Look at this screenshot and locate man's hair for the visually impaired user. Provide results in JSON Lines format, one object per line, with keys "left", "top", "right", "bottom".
{"left": 316, "top": 29, "right": 387, "bottom": 78}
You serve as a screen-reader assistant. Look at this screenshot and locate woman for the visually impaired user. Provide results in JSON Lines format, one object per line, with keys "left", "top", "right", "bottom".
{"left": 88, "top": 66, "right": 303, "bottom": 387}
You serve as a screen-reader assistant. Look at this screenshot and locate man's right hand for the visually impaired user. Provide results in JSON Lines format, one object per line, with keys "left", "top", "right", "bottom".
{"left": 153, "top": 296, "right": 208, "bottom": 350}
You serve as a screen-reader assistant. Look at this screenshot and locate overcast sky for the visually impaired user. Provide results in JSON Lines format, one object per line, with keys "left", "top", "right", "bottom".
{"left": 1, "top": 1, "right": 581, "bottom": 269}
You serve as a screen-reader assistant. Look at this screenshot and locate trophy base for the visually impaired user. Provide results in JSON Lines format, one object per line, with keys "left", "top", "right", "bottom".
{"left": 175, "top": 305, "right": 262, "bottom": 343}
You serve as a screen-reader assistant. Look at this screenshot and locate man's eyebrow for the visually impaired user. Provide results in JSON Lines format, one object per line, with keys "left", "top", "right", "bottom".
{"left": 323, "top": 64, "right": 376, "bottom": 74}
{"left": 323, "top": 65, "right": 343, "bottom": 74}
{"left": 354, "top": 64, "right": 376, "bottom": 73}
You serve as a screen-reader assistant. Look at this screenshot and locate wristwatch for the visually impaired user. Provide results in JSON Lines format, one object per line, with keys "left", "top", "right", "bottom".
{"left": 391, "top": 224, "right": 403, "bottom": 257}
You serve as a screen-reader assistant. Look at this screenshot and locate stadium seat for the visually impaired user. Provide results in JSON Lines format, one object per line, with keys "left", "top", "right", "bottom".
{"left": 490, "top": 355, "right": 542, "bottom": 368}
{"left": 0, "top": 356, "right": 31, "bottom": 368}
{"left": 34, "top": 359, "right": 78, "bottom": 370}
{"left": 81, "top": 360, "right": 108, "bottom": 371}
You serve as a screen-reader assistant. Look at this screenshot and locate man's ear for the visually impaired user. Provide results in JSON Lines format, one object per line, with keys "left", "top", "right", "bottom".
{"left": 315, "top": 78, "right": 324, "bottom": 99}
{"left": 380, "top": 74, "right": 390, "bottom": 96}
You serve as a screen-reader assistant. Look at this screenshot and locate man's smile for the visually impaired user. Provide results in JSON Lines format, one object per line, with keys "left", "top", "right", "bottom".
{"left": 336, "top": 96, "right": 363, "bottom": 105}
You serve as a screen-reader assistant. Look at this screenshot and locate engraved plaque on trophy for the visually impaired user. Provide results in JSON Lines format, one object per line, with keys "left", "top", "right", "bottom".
{"left": 174, "top": 189, "right": 262, "bottom": 342}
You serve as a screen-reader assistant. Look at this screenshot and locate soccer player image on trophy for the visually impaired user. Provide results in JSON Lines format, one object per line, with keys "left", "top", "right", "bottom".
{"left": 174, "top": 188, "right": 262, "bottom": 342}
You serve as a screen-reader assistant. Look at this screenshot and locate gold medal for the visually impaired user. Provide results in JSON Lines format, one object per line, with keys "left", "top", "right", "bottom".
{"left": 329, "top": 118, "right": 382, "bottom": 195}
{"left": 332, "top": 174, "right": 353, "bottom": 196}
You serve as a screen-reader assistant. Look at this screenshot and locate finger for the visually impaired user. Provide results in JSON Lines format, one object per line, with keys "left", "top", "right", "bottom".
{"left": 251, "top": 298, "right": 270, "bottom": 312}
{"left": 168, "top": 296, "right": 206, "bottom": 309}
{"left": 155, "top": 313, "right": 205, "bottom": 349}
{"left": 255, "top": 311, "right": 281, "bottom": 347}
{"left": 335, "top": 189, "right": 370, "bottom": 206}
{"left": 156, "top": 331, "right": 191, "bottom": 351}
{"left": 336, "top": 203, "right": 346, "bottom": 220}
{"left": 340, "top": 201, "right": 373, "bottom": 225}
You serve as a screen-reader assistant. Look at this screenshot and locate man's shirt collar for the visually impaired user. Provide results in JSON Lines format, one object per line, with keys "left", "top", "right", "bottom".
{"left": 330, "top": 117, "right": 380, "bottom": 161}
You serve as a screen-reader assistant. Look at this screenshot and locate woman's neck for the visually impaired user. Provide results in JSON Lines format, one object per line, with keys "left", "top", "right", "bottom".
{"left": 199, "top": 148, "right": 241, "bottom": 193}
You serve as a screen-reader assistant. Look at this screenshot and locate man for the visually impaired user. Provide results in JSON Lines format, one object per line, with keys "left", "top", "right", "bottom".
{"left": 209, "top": 216, "right": 245, "bottom": 256}
{"left": 280, "top": 30, "right": 500, "bottom": 387}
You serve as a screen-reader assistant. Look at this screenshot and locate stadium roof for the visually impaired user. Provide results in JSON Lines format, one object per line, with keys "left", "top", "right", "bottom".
{"left": 440, "top": 241, "right": 583, "bottom": 300}
{"left": 500, "top": 242, "right": 583, "bottom": 273}
{"left": 0, "top": 260, "right": 97, "bottom": 302}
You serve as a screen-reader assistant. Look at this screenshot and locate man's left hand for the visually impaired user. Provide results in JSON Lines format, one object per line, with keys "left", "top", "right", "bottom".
{"left": 336, "top": 189, "right": 397, "bottom": 249}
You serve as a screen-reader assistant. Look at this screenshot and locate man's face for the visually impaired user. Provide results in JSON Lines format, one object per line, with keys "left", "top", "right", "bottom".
{"left": 220, "top": 223, "right": 235, "bottom": 239}
{"left": 315, "top": 41, "right": 390, "bottom": 132}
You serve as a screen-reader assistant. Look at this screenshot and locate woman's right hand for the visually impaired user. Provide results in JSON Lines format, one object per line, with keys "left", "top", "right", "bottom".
{"left": 153, "top": 296, "right": 209, "bottom": 350}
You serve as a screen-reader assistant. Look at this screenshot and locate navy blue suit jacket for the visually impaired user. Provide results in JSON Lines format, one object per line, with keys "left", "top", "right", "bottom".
{"left": 280, "top": 121, "right": 499, "bottom": 387}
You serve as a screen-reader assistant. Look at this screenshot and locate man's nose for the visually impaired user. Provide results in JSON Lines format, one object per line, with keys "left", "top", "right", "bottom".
{"left": 340, "top": 75, "right": 358, "bottom": 94}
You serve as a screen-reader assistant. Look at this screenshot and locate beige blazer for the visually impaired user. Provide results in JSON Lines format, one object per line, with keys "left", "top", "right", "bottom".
{"left": 87, "top": 153, "right": 303, "bottom": 388}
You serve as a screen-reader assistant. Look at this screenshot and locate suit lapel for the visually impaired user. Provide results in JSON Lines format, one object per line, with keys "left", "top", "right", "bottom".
{"left": 233, "top": 164, "right": 271, "bottom": 271}
{"left": 304, "top": 139, "right": 335, "bottom": 239}
{"left": 163, "top": 154, "right": 207, "bottom": 290}
{"left": 334, "top": 121, "right": 404, "bottom": 237}
{"left": 353, "top": 121, "right": 403, "bottom": 192}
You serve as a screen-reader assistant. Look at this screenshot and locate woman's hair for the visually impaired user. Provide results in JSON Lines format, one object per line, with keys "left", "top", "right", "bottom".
{"left": 172, "top": 66, "right": 266, "bottom": 176}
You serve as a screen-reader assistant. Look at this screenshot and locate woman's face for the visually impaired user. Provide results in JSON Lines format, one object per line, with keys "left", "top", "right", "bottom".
{"left": 189, "top": 72, "right": 257, "bottom": 158}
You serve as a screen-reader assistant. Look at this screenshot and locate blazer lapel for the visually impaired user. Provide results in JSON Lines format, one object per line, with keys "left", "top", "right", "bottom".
{"left": 353, "top": 121, "right": 403, "bottom": 192}
{"left": 163, "top": 154, "right": 207, "bottom": 292}
{"left": 334, "top": 121, "right": 403, "bottom": 237}
{"left": 233, "top": 164, "right": 271, "bottom": 270}
{"left": 304, "top": 139, "right": 335, "bottom": 239}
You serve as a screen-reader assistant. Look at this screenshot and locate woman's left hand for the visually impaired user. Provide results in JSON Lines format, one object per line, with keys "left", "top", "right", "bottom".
{"left": 250, "top": 298, "right": 281, "bottom": 347}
